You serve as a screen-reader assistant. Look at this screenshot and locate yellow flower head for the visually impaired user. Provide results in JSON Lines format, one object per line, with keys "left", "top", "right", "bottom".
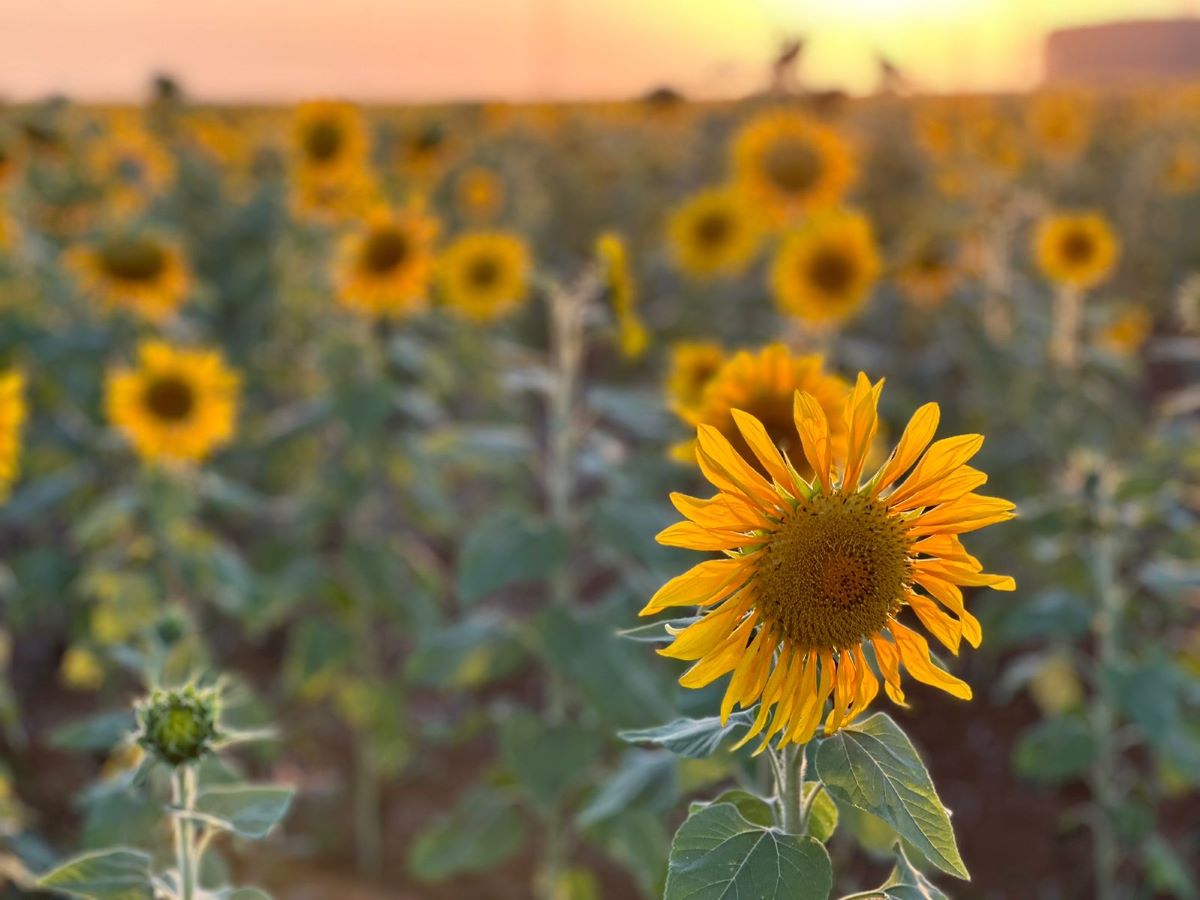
{"left": 455, "top": 166, "right": 505, "bottom": 222}
{"left": 1160, "top": 141, "right": 1200, "bottom": 195}
{"left": 398, "top": 121, "right": 455, "bottom": 181}
{"left": 292, "top": 101, "right": 368, "bottom": 181}
{"left": 87, "top": 119, "right": 175, "bottom": 213}
{"left": 1101, "top": 307, "right": 1152, "bottom": 356}
{"left": 0, "top": 371, "right": 26, "bottom": 502}
{"left": 668, "top": 186, "right": 762, "bottom": 280}
{"left": 60, "top": 645, "right": 104, "bottom": 692}
{"left": 771, "top": 209, "right": 881, "bottom": 325}
{"left": 666, "top": 341, "right": 726, "bottom": 419}
{"left": 106, "top": 341, "right": 240, "bottom": 464}
{"left": 67, "top": 233, "right": 191, "bottom": 322}
{"left": 646, "top": 374, "right": 1016, "bottom": 748}
{"left": 596, "top": 232, "right": 648, "bottom": 359}
{"left": 732, "top": 110, "right": 855, "bottom": 224}
{"left": 674, "top": 344, "right": 849, "bottom": 482}
{"left": 335, "top": 205, "right": 439, "bottom": 319}
{"left": 437, "top": 230, "right": 531, "bottom": 323}
{"left": 896, "top": 237, "right": 962, "bottom": 310}
{"left": 1027, "top": 92, "right": 1093, "bottom": 161}
{"left": 1034, "top": 211, "right": 1119, "bottom": 291}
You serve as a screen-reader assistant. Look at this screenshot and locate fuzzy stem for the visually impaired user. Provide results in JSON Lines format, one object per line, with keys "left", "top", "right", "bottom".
{"left": 172, "top": 767, "right": 198, "bottom": 900}
{"left": 1051, "top": 286, "right": 1083, "bottom": 370}
{"left": 779, "top": 745, "right": 807, "bottom": 835}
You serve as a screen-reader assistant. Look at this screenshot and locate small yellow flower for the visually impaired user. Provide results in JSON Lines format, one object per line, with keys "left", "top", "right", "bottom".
{"left": 1027, "top": 92, "right": 1093, "bottom": 161}
{"left": 398, "top": 121, "right": 455, "bottom": 181}
{"left": 106, "top": 341, "right": 240, "bottom": 464}
{"left": 1100, "top": 307, "right": 1152, "bottom": 355}
{"left": 646, "top": 374, "right": 1015, "bottom": 748}
{"left": 732, "top": 110, "right": 855, "bottom": 224}
{"left": 0, "top": 370, "right": 24, "bottom": 502}
{"left": 87, "top": 118, "right": 175, "bottom": 213}
{"left": 335, "top": 205, "right": 439, "bottom": 319}
{"left": 1160, "top": 141, "right": 1200, "bottom": 195}
{"left": 292, "top": 101, "right": 368, "bottom": 182}
{"left": 771, "top": 209, "right": 881, "bottom": 325}
{"left": 437, "top": 230, "right": 531, "bottom": 323}
{"left": 67, "top": 232, "right": 191, "bottom": 322}
{"left": 667, "top": 187, "right": 762, "bottom": 279}
{"left": 455, "top": 166, "right": 505, "bottom": 222}
{"left": 665, "top": 341, "right": 726, "bottom": 419}
{"left": 60, "top": 646, "right": 104, "bottom": 692}
{"left": 596, "top": 232, "right": 648, "bottom": 359}
{"left": 896, "top": 238, "right": 962, "bottom": 310}
{"left": 291, "top": 165, "right": 379, "bottom": 223}
{"left": 1034, "top": 211, "right": 1119, "bottom": 291}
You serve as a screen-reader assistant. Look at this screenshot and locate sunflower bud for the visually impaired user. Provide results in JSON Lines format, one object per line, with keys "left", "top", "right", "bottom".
{"left": 136, "top": 685, "right": 219, "bottom": 767}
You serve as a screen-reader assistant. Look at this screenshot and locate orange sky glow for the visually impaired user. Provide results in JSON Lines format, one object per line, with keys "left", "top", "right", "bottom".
{"left": 0, "top": 0, "right": 1194, "bottom": 102}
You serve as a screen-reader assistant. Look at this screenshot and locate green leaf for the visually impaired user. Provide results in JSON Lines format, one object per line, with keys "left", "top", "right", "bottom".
{"left": 38, "top": 847, "right": 154, "bottom": 899}
{"left": 874, "top": 843, "right": 950, "bottom": 900}
{"left": 815, "top": 713, "right": 968, "bottom": 880}
{"left": 1104, "top": 656, "right": 1180, "bottom": 743}
{"left": 664, "top": 803, "right": 832, "bottom": 900}
{"left": 577, "top": 751, "right": 678, "bottom": 828}
{"left": 689, "top": 789, "right": 773, "bottom": 827}
{"left": 588, "top": 809, "right": 670, "bottom": 898}
{"left": 500, "top": 711, "right": 604, "bottom": 812}
{"left": 457, "top": 510, "right": 568, "bottom": 604}
{"left": 620, "top": 712, "right": 755, "bottom": 759}
{"left": 190, "top": 785, "right": 294, "bottom": 839}
{"left": 405, "top": 612, "right": 524, "bottom": 689}
{"left": 803, "top": 783, "right": 838, "bottom": 843}
{"left": 1013, "top": 717, "right": 1096, "bottom": 784}
{"left": 1144, "top": 834, "right": 1199, "bottom": 900}
{"left": 51, "top": 711, "right": 135, "bottom": 753}
{"left": 409, "top": 785, "right": 528, "bottom": 882}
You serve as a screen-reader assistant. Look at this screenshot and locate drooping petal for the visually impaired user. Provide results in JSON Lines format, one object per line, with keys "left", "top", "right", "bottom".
{"left": 658, "top": 591, "right": 754, "bottom": 660}
{"left": 871, "top": 633, "right": 907, "bottom": 706}
{"left": 680, "top": 611, "right": 759, "bottom": 689}
{"left": 905, "top": 590, "right": 963, "bottom": 655}
{"left": 848, "top": 645, "right": 880, "bottom": 721}
{"left": 720, "top": 623, "right": 773, "bottom": 722}
{"left": 890, "top": 620, "right": 972, "bottom": 700}
{"left": 912, "top": 572, "right": 983, "bottom": 648}
{"left": 732, "top": 647, "right": 795, "bottom": 750}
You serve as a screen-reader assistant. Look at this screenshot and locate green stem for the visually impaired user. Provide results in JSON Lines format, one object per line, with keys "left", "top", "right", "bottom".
{"left": 779, "top": 745, "right": 806, "bottom": 835}
{"left": 172, "top": 767, "right": 198, "bottom": 900}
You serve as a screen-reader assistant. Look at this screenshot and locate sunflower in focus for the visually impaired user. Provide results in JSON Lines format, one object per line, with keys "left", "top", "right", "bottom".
{"left": 1027, "top": 93, "right": 1093, "bottom": 161}
{"left": 335, "top": 205, "right": 439, "bottom": 318}
{"left": 596, "top": 232, "right": 648, "bottom": 359}
{"left": 673, "top": 344, "right": 848, "bottom": 480}
{"left": 292, "top": 102, "right": 367, "bottom": 181}
{"left": 88, "top": 120, "right": 174, "bottom": 213}
{"left": 455, "top": 166, "right": 505, "bottom": 222}
{"left": 771, "top": 210, "right": 881, "bottom": 325}
{"left": 644, "top": 375, "right": 1015, "bottom": 748}
{"left": 437, "top": 231, "right": 531, "bottom": 323}
{"left": 1034, "top": 212, "right": 1119, "bottom": 291}
{"left": 732, "top": 110, "right": 854, "bottom": 224}
{"left": 666, "top": 341, "right": 725, "bottom": 418}
{"left": 0, "top": 371, "right": 26, "bottom": 502}
{"left": 668, "top": 187, "right": 762, "bottom": 279}
{"left": 67, "top": 232, "right": 190, "bottom": 322}
{"left": 106, "top": 341, "right": 240, "bottom": 464}
{"left": 896, "top": 238, "right": 962, "bottom": 310}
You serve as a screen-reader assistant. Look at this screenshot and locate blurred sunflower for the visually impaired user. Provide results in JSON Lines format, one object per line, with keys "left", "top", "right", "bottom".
{"left": 668, "top": 187, "right": 762, "bottom": 279}
{"left": 673, "top": 344, "right": 848, "bottom": 479}
{"left": 0, "top": 370, "right": 26, "bottom": 502}
{"left": 67, "top": 232, "right": 190, "bottom": 322}
{"left": 771, "top": 210, "right": 881, "bottom": 324}
{"left": 106, "top": 341, "right": 240, "bottom": 464}
{"left": 292, "top": 101, "right": 368, "bottom": 181}
{"left": 896, "top": 238, "right": 961, "bottom": 310}
{"left": 455, "top": 166, "right": 505, "bottom": 222}
{"left": 1034, "top": 211, "right": 1119, "bottom": 290}
{"left": 644, "top": 374, "right": 1015, "bottom": 748}
{"left": 596, "top": 232, "right": 648, "bottom": 359}
{"left": 666, "top": 341, "right": 725, "bottom": 418}
{"left": 292, "top": 167, "right": 378, "bottom": 223}
{"left": 1027, "top": 92, "right": 1093, "bottom": 161}
{"left": 1100, "top": 307, "right": 1152, "bottom": 356}
{"left": 398, "top": 122, "right": 455, "bottom": 181}
{"left": 732, "top": 110, "right": 854, "bottom": 223}
{"left": 437, "top": 231, "right": 531, "bottom": 323}
{"left": 1160, "top": 141, "right": 1200, "bottom": 195}
{"left": 87, "top": 120, "right": 174, "bottom": 213}
{"left": 335, "top": 205, "right": 439, "bottom": 318}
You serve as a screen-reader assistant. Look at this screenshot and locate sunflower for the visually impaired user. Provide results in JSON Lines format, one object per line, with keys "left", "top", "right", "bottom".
{"left": 398, "top": 122, "right": 455, "bottom": 181}
{"left": 88, "top": 120, "right": 174, "bottom": 213}
{"left": 437, "top": 230, "right": 531, "bottom": 323}
{"left": 335, "top": 205, "right": 439, "bottom": 318}
{"left": 0, "top": 370, "right": 26, "bottom": 502}
{"left": 673, "top": 344, "right": 848, "bottom": 479}
{"left": 106, "top": 341, "right": 240, "bottom": 464}
{"left": 732, "top": 110, "right": 855, "bottom": 223}
{"left": 291, "top": 166, "right": 378, "bottom": 223}
{"left": 896, "top": 238, "right": 961, "bottom": 310}
{"left": 1027, "top": 93, "right": 1093, "bottom": 161}
{"left": 67, "top": 233, "right": 191, "bottom": 322}
{"left": 666, "top": 341, "right": 726, "bottom": 418}
{"left": 596, "top": 232, "right": 648, "bottom": 359}
{"left": 455, "top": 166, "right": 505, "bottom": 222}
{"left": 644, "top": 374, "right": 1015, "bottom": 748}
{"left": 1034, "top": 212, "right": 1119, "bottom": 291}
{"left": 668, "top": 186, "right": 762, "bottom": 279}
{"left": 1100, "top": 307, "right": 1152, "bottom": 355}
{"left": 771, "top": 209, "right": 881, "bottom": 324}
{"left": 292, "top": 101, "right": 368, "bottom": 181}
{"left": 1160, "top": 141, "right": 1200, "bottom": 195}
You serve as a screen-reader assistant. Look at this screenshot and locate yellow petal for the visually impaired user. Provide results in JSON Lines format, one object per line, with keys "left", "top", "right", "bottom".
{"left": 793, "top": 391, "right": 834, "bottom": 493}
{"left": 886, "top": 433, "right": 983, "bottom": 508}
{"left": 731, "top": 408, "right": 800, "bottom": 494}
{"left": 905, "top": 590, "right": 963, "bottom": 655}
{"left": 640, "top": 557, "right": 752, "bottom": 616}
{"left": 906, "top": 493, "right": 1016, "bottom": 537}
{"left": 890, "top": 466, "right": 988, "bottom": 512}
{"left": 680, "top": 611, "right": 759, "bottom": 689}
{"left": 842, "top": 373, "right": 883, "bottom": 490}
{"left": 658, "top": 592, "right": 753, "bottom": 660}
{"left": 655, "top": 520, "right": 762, "bottom": 551}
{"left": 695, "top": 425, "right": 779, "bottom": 509}
{"left": 872, "top": 402, "right": 940, "bottom": 497}
{"left": 890, "top": 620, "right": 973, "bottom": 700}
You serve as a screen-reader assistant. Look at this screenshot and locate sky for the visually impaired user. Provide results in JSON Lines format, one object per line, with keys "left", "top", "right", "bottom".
{"left": 0, "top": 0, "right": 1194, "bottom": 103}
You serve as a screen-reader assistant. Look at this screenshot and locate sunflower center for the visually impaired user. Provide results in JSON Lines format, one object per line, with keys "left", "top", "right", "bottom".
{"left": 100, "top": 237, "right": 166, "bottom": 282}
{"left": 694, "top": 211, "right": 732, "bottom": 248}
{"left": 754, "top": 491, "right": 911, "bottom": 651}
{"left": 763, "top": 138, "right": 822, "bottom": 194}
{"left": 304, "top": 120, "right": 343, "bottom": 163}
{"left": 143, "top": 376, "right": 196, "bottom": 422}
{"left": 806, "top": 247, "right": 856, "bottom": 296}
{"left": 362, "top": 227, "right": 410, "bottom": 274}
{"left": 467, "top": 255, "right": 501, "bottom": 289}
{"left": 1059, "top": 229, "right": 1094, "bottom": 265}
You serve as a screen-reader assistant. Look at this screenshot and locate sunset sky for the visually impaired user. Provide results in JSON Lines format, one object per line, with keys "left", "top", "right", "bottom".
{"left": 0, "top": 0, "right": 1194, "bottom": 102}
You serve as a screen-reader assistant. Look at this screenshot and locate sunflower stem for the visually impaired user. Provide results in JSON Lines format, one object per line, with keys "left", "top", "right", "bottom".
{"left": 1051, "top": 285, "right": 1083, "bottom": 370}
{"left": 172, "top": 766, "right": 198, "bottom": 900}
{"left": 779, "top": 744, "right": 806, "bottom": 835}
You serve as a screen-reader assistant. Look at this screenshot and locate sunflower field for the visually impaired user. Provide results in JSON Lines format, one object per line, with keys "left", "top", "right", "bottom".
{"left": 0, "top": 80, "right": 1198, "bottom": 900}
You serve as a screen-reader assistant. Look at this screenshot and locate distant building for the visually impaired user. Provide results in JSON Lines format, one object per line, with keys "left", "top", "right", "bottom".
{"left": 1045, "top": 18, "right": 1200, "bottom": 85}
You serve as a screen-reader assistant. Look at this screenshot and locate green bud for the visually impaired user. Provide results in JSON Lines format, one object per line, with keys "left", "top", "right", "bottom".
{"left": 136, "top": 684, "right": 220, "bottom": 767}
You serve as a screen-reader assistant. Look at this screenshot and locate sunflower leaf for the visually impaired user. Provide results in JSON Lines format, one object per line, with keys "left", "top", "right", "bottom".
{"left": 37, "top": 847, "right": 154, "bottom": 899}
{"left": 619, "top": 711, "right": 755, "bottom": 758}
{"left": 815, "top": 713, "right": 968, "bottom": 880}
{"left": 663, "top": 802, "right": 832, "bottom": 900}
